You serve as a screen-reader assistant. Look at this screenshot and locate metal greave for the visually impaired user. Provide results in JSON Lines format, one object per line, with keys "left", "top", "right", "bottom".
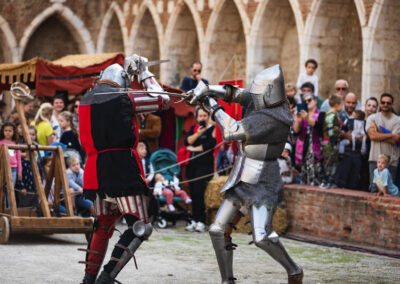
{"left": 250, "top": 205, "right": 302, "bottom": 276}
{"left": 109, "top": 237, "right": 142, "bottom": 279}
{"left": 209, "top": 199, "right": 240, "bottom": 283}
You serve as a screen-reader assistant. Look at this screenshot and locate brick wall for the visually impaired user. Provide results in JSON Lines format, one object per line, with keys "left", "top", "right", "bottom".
{"left": 284, "top": 184, "right": 400, "bottom": 256}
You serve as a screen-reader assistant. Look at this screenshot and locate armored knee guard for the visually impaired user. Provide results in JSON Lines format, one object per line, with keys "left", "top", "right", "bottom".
{"left": 251, "top": 206, "right": 302, "bottom": 277}
{"left": 108, "top": 221, "right": 153, "bottom": 280}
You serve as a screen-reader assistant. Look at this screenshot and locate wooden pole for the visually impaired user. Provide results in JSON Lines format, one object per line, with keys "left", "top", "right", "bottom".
{"left": 2, "top": 146, "right": 18, "bottom": 216}
{"left": 14, "top": 100, "right": 51, "bottom": 217}
{"left": 0, "top": 150, "right": 5, "bottom": 213}
{"left": 56, "top": 146, "right": 74, "bottom": 216}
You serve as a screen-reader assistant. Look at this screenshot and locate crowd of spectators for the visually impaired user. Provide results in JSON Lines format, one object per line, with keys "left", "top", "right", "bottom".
{"left": 1, "top": 58, "right": 399, "bottom": 229}
{"left": 283, "top": 59, "right": 400, "bottom": 197}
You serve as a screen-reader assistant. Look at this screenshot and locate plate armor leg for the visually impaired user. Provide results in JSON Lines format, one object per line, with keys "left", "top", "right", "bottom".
{"left": 250, "top": 205, "right": 302, "bottom": 276}
{"left": 209, "top": 199, "right": 241, "bottom": 284}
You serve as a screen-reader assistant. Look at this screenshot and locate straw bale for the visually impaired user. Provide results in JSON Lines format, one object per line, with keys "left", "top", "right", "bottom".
{"left": 204, "top": 175, "right": 228, "bottom": 209}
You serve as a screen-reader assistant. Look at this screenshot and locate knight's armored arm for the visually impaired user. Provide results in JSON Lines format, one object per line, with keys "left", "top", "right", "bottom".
{"left": 207, "top": 84, "right": 250, "bottom": 105}
{"left": 124, "top": 54, "right": 170, "bottom": 110}
{"left": 189, "top": 81, "right": 250, "bottom": 106}
{"left": 207, "top": 97, "right": 247, "bottom": 142}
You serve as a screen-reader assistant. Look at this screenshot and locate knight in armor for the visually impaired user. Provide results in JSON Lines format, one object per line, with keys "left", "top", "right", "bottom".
{"left": 79, "top": 55, "right": 170, "bottom": 284}
{"left": 190, "top": 65, "right": 303, "bottom": 284}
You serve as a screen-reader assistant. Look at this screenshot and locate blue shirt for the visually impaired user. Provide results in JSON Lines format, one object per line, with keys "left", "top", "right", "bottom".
{"left": 180, "top": 77, "right": 209, "bottom": 92}
{"left": 373, "top": 168, "right": 399, "bottom": 196}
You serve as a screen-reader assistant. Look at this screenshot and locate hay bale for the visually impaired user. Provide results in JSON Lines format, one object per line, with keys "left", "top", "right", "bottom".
{"left": 204, "top": 175, "right": 228, "bottom": 209}
{"left": 233, "top": 207, "right": 288, "bottom": 235}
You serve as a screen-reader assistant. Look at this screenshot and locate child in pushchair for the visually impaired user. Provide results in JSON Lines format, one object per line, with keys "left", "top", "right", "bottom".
{"left": 150, "top": 149, "right": 193, "bottom": 228}
{"left": 153, "top": 173, "right": 192, "bottom": 212}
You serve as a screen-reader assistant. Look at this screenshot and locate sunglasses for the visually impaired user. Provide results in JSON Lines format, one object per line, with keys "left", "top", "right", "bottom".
{"left": 381, "top": 101, "right": 392, "bottom": 105}
{"left": 74, "top": 105, "right": 79, "bottom": 108}
{"left": 336, "top": 87, "right": 347, "bottom": 91}
{"left": 192, "top": 69, "right": 201, "bottom": 73}
{"left": 305, "top": 99, "right": 313, "bottom": 103}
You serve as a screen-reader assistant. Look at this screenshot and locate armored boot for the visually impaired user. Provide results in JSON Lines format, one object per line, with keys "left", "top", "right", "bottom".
{"left": 250, "top": 205, "right": 303, "bottom": 282}
{"left": 81, "top": 272, "right": 97, "bottom": 284}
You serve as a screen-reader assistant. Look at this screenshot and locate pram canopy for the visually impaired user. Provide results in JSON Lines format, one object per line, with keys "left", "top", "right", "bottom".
{"left": 150, "top": 149, "right": 180, "bottom": 181}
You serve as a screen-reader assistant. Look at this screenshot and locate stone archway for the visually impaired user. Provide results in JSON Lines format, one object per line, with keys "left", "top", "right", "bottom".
{"left": 304, "top": 0, "right": 363, "bottom": 99}
{"left": 102, "top": 13, "right": 124, "bottom": 53}
{"left": 97, "top": 1, "right": 127, "bottom": 53}
{"left": 22, "top": 15, "right": 81, "bottom": 61}
{"left": 204, "top": 0, "right": 246, "bottom": 84}
{"left": 131, "top": 9, "right": 160, "bottom": 77}
{"left": 364, "top": 0, "right": 400, "bottom": 106}
{"left": 19, "top": 3, "right": 94, "bottom": 61}
{"left": 0, "top": 15, "right": 17, "bottom": 62}
{"left": 248, "top": 0, "right": 300, "bottom": 86}
{"left": 162, "top": 3, "right": 200, "bottom": 87}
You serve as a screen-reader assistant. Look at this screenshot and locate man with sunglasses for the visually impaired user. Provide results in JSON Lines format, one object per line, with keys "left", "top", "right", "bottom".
{"left": 180, "top": 61, "right": 209, "bottom": 92}
{"left": 320, "top": 79, "right": 361, "bottom": 112}
{"left": 366, "top": 93, "right": 400, "bottom": 187}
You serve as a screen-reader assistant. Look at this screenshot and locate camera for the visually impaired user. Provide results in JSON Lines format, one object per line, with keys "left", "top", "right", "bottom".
{"left": 199, "top": 120, "right": 206, "bottom": 128}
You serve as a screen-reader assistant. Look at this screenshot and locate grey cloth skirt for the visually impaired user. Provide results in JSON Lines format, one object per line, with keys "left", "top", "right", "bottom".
{"left": 224, "top": 160, "right": 284, "bottom": 209}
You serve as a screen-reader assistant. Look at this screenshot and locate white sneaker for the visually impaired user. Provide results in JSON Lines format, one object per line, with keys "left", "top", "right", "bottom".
{"left": 185, "top": 198, "right": 192, "bottom": 204}
{"left": 185, "top": 221, "right": 197, "bottom": 232}
{"left": 195, "top": 222, "right": 207, "bottom": 232}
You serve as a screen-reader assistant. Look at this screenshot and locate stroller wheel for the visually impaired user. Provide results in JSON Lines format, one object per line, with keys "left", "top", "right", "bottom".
{"left": 157, "top": 218, "right": 168, "bottom": 229}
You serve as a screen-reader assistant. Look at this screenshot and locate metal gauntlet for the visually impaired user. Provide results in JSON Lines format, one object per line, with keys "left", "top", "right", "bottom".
{"left": 209, "top": 98, "right": 246, "bottom": 142}
{"left": 207, "top": 84, "right": 245, "bottom": 104}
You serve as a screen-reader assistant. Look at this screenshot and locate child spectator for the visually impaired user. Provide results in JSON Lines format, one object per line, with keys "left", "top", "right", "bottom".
{"left": 41, "top": 156, "right": 66, "bottom": 215}
{"left": 285, "top": 83, "right": 297, "bottom": 100}
{"left": 66, "top": 156, "right": 94, "bottom": 216}
{"left": 278, "top": 143, "right": 295, "bottom": 184}
{"left": 371, "top": 154, "right": 399, "bottom": 196}
{"left": 320, "top": 94, "right": 343, "bottom": 188}
{"left": 137, "top": 142, "right": 154, "bottom": 184}
{"left": 153, "top": 173, "right": 191, "bottom": 212}
{"left": 59, "top": 111, "right": 86, "bottom": 163}
{"left": 336, "top": 110, "right": 367, "bottom": 190}
{"left": 32, "top": 103, "right": 56, "bottom": 146}
{"left": 0, "top": 122, "right": 23, "bottom": 207}
{"left": 297, "top": 59, "right": 319, "bottom": 96}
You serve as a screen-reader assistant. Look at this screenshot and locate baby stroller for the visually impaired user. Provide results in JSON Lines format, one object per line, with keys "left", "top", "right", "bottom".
{"left": 150, "top": 149, "right": 192, "bottom": 229}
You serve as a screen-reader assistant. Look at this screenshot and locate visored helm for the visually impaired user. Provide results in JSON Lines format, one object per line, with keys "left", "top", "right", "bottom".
{"left": 99, "top": 63, "right": 130, "bottom": 88}
{"left": 248, "top": 64, "right": 286, "bottom": 110}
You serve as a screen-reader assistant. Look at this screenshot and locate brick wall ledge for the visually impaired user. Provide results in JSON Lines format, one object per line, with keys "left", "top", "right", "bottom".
{"left": 283, "top": 184, "right": 400, "bottom": 257}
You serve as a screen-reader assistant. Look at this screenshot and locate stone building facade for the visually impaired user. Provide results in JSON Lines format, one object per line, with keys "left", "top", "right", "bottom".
{"left": 0, "top": 0, "right": 399, "bottom": 104}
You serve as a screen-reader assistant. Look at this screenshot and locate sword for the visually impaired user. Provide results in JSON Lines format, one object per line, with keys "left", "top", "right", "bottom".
{"left": 92, "top": 90, "right": 194, "bottom": 104}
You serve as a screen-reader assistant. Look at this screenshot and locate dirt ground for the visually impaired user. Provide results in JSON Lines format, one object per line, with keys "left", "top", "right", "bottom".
{"left": 1, "top": 221, "right": 400, "bottom": 284}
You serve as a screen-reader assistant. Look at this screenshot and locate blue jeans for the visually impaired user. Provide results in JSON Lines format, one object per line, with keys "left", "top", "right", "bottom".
{"left": 4, "top": 168, "right": 17, "bottom": 208}
{"left": 75, "top": 194, "right": 93, "bottom": 211}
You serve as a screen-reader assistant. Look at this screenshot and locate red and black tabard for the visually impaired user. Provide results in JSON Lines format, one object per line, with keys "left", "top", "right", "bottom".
{"left": 79, "top": 83, "right": 148, "bottom": 199}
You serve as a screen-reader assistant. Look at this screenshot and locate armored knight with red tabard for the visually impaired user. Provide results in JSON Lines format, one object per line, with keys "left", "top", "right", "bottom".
{"left": 79, "top": 55, "right": 170, "bottom": 284}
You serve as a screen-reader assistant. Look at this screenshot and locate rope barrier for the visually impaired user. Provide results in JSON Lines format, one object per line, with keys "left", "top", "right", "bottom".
{"left": 153, "top": 140, "right": 225, "bottom": 174}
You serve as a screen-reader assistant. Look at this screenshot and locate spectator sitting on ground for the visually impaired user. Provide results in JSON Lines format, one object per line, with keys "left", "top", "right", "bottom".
{"left": 320, "top": 94, "right": 343, "bottom": 189}
{"left": 297, "top": 58, "right": 319, "bottom": 97}
{"left": 339, "top": 92, "right": 358, "bottom": 122}
{"left": 278, "top": 143, "right": 296, "bottom": 184}
{"left": 366, "top": 93, "right": 400, "bottom": 186}
{"left": 336, "top": 110, "right": 367, "bottom": 190}
{"left": 371, "top": 154, "right": 399, "bottom": 197}
{"left": 137, "top": 142, "right": 154, "bottom": 184}
{"left": 153, "top": 173, "right": 192, "bottom": 212}
{"left": 66, "top": 156, "right": 94, "bottom": 216}
{"left": 180, "top": 61, "right": 209, "bottom": 92}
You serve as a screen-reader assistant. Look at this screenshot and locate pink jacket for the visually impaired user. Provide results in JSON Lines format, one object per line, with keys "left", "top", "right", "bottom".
{"left": 0, "top": 140, "right": 22, "bottom": 175}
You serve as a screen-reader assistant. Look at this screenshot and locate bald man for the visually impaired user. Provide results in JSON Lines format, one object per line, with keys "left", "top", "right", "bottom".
{"left": 320, "top": 79, "right": 361, "bottom": 112}
{"left": 339, "top": 93, "right": 358, "bottom": 122}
